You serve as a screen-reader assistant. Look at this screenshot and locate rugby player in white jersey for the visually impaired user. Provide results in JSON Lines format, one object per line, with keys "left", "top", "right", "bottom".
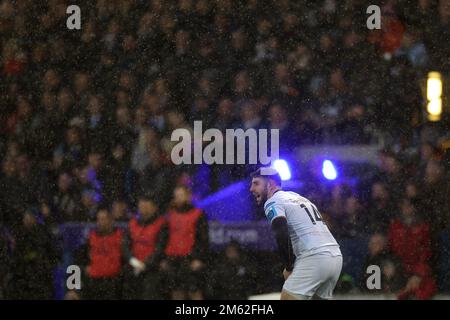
{"left": 249, "top": 167, "right": 343, "bottom": 300}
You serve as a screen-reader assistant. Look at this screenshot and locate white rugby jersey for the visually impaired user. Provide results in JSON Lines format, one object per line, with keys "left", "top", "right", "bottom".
{"left": 264, "top": 190, "right": 341, "bottom": 259}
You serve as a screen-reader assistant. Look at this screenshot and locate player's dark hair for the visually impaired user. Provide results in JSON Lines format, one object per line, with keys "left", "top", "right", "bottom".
{"left": 250, "top": 167, "right": 282, "bottom": 186}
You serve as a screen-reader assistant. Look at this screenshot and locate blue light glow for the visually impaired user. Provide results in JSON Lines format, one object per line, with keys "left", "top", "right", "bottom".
{"left": 273, "top": 159, "right": 291, "bottom": 181}
{"left": 322, "top": 160, "right": 338, "bottom": 180}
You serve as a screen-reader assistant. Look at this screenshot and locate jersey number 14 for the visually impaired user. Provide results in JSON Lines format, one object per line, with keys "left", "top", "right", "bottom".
{"left": 300, "top": 203, "right": 325, "bottom": 225}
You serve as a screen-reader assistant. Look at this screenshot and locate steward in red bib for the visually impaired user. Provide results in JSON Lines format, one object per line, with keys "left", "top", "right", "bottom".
{"left": 165, "top": 206, "right": 203, "bottom": 257}
{"left": 123, "top": 195, "right": 168, "bottom": 299}
{"left": 76, "top": 208, "right": 126, "bottom": 299}
{"left": 129, "top": 215, "right": 166, "bottom": 261}
{"left": 88, "top": 227, "right": 124, "bottom": 278}
{"left": 161, "top": 185, "right": 209, "bottom": 300}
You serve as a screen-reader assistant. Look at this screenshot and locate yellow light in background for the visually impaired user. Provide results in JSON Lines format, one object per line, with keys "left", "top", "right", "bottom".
{"left": 427, "top": 72, "right": 443, "bottom": 121}
{"left": 427, "top": 72, "right": 442, "bottom": 100}
{"left": 427, "top": 98, "right": 442, "bottom": 115}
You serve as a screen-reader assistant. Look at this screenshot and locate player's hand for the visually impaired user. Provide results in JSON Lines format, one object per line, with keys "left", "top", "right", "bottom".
{"left": 283, "top": 269, "right": 292, "bottom": 280}
{"left": 190, "top": 259, "right": 204, "bottom": 272}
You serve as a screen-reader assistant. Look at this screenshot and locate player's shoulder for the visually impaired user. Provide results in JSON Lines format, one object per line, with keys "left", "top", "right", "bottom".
{"left": 287, "top": 190, "right": 312, "bottom": 203}
{"left": 270, "top": 190, "right": 313, "bottom": 207}
{"left": 277, "top": 190, "right": 309, "bottom": 201}
{"left": 263, "top": 192, "right": 287, "bottom": 221}
{"left": 264, "top": 190, "right": 293, "bottom": 209}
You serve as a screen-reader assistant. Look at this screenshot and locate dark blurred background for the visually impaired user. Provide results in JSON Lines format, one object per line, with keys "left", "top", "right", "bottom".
{"left": 0, "top": 0, "right": 449, "bottom": 300}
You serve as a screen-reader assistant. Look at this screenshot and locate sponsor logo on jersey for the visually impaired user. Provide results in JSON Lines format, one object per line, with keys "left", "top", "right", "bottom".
{"left": 267, "top": 207, "right": 276, "bottom": 221}
{"left": 264, "top": 201, "right": 276, "bottom": 211}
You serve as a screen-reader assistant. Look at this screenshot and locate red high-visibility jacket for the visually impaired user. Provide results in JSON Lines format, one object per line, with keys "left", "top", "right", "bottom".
{"left": 129, "top": 216, "right": 166, "bottom": 261}
{"left": 165, "top": 207, "right": 203, "bottom": 257}
{"left": 88, "top": 228, "right": 124, "bottom": 278}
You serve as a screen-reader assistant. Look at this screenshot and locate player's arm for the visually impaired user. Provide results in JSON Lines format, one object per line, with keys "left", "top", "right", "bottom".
{"left": 265, "top": 202, "right": 295, "bottom": 272}
{"left": 272, "top": 217, "right": 295, "bottom": 272}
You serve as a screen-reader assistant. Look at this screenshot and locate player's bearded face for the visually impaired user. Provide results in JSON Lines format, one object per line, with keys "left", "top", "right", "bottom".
{"left": 250, "top": 178, "right": 269, "bottom": 205}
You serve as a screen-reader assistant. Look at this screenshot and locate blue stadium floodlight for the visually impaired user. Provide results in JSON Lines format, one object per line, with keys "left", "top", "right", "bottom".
{"left": 322, "top": 160, "right": 338, "bottom": 181}
{"left": 273, "top": 159, "right": 291, "bottom": 181}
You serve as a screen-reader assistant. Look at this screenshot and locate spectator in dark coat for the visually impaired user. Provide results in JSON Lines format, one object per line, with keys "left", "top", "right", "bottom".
{"left": 0, "top": 157, "right": 22, "bottom": 228}
{"left": 210, "top": 241, "right": 256, "bottom": 299}
{"left": 0, "top": 225, "right": 13, "bottom": 299}
{"left": 9, "top": 209, "right": 59, "bottom": 299}
{"left": 137, "top": 144, "right": 175, "bottom": 212}
{"left": 51, "top": 171, "right": 81, "bottom": 222}
{"left": 360, "top": 233, "right": 405, "bottom": 294}
{"left": 336, "top": 196, "right": 367, "bottom": 239}
{"left": 367, "top": 182, "right": 397, "bottom": 234}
